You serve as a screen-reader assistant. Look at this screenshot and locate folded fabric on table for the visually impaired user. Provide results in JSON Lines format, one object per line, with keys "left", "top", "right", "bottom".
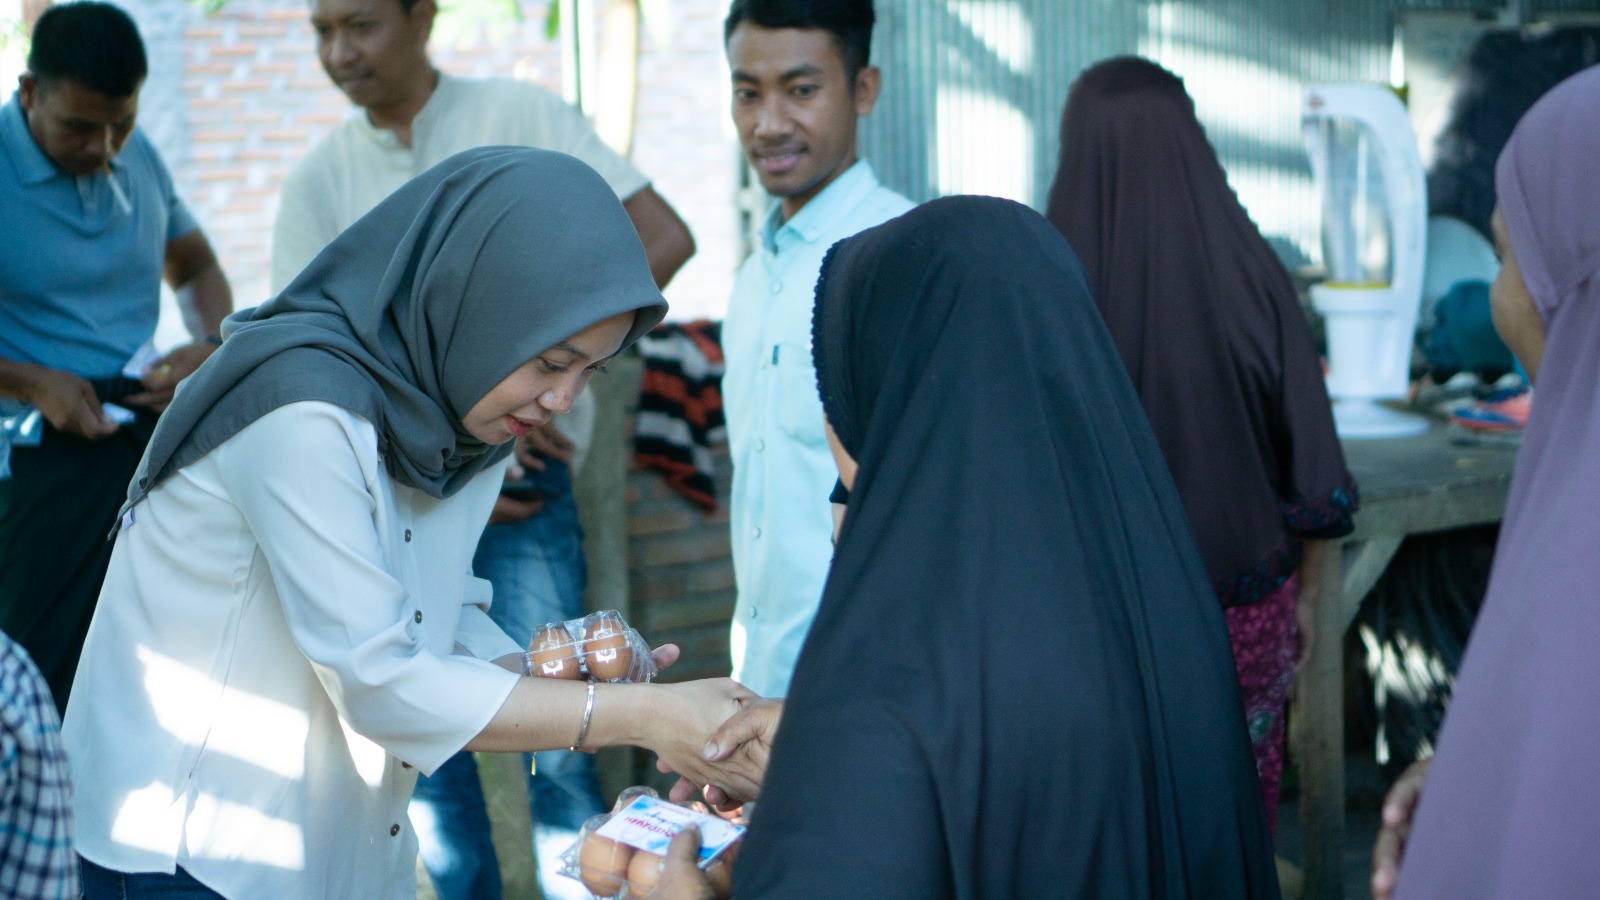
{"left": 634, "top": 320, "right": 726, "bottom": 513}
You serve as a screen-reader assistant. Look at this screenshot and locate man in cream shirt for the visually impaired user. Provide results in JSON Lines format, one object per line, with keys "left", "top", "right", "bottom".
{"left": 272, "top": 1, "right": 695, "bottom": 897}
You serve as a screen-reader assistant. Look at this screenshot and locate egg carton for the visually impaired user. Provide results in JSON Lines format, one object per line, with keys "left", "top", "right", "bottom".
{"left": 560, "top": 787, "right": 743, "bottom": 900}
{"left": 522, "top": 609, "right": 658, "bottom": 683}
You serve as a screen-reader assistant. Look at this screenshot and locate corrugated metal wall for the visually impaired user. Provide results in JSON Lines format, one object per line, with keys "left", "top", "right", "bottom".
{"left": 860, "top": 0, "right": 1395, "bottom": 262}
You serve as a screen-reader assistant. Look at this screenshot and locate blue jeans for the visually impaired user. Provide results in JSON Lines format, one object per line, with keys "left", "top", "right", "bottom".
{"left": 81, "top": 857, "right": 226, "bottom": 899}
{"left": 410, "top": 459, "right": 607, "bottom": 900}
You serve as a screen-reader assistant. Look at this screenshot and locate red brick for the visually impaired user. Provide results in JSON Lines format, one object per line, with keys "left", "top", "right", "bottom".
{"left": 235, "top": 23, "right": 288, "bottom": 38}
{"left": 627, "top": 510, "right": 700, "bottom": 537}
{"left": 632, "top": 576, "right": 688, "bottom": 604}
{"left": 687, "top": 565, "right": 735, "bottom": 594}
{"left": 640, "top": 592, "right": 734, "bottom": 632}
{"left": 192, "top": 130, "right": 247, "bottom": 144}
{"left": 197, "top": 166, "right": 249, "bottom": 183}
{"left": 638, "top": 532, "right": 731, "bottom": 567}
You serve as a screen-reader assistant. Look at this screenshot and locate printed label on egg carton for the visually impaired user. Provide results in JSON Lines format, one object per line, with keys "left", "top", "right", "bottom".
{"left": 522, "top": 609, "right": 658, "bottom": 683}
{"left": 560, "top": 789, "right": 743, "bottom": 900}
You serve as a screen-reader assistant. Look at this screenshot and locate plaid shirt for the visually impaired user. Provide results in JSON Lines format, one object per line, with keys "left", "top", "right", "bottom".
{"left": 0, "top": 631, "right": 77, "bottom": 899}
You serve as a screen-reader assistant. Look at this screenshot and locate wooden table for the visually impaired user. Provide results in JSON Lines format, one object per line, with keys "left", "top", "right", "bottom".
{"left": 1290, "top": 423, "right": 1519, "bottom": 900}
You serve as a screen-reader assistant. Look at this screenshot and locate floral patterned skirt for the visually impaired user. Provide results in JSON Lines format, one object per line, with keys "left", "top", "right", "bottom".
{"left": 1223, "top": 574, "right": 1298, "bottom": 834}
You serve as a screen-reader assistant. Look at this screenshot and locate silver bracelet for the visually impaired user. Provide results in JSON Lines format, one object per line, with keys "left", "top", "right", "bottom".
{"left": 570, "top": 681, "right": 596, "bottom": 752}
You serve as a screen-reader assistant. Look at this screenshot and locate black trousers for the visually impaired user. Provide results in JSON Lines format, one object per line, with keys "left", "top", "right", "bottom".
{"left": 0, "top": 386, "right": 154, "bottom": 716}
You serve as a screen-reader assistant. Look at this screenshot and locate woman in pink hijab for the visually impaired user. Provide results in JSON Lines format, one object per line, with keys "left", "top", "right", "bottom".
{"left": 1371, "top": 64, "right": 1598, "bottom": 900}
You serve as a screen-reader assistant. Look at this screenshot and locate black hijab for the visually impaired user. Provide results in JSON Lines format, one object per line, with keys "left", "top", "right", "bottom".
{"left": 122, "top": 147, "right": 665, "bottom": 517}
{"left": 732, "top": 197, "right": 1280, "bottom": 899}
{"left": 1046, "top": 57, "right": 1355, "bottom": 605}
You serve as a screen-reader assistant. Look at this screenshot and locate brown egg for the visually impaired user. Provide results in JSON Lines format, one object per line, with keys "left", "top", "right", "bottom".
{"left": 625, "top": 849, "right": 664, "bottom": 897}
{"left": 528, "top": 624, "right": 581, "bottom": 680}
{"left": 577, "top": 832, "right": 633, "bottom": 897}
{"left": 584, "top": 613, "right": 634, "bottom": 682}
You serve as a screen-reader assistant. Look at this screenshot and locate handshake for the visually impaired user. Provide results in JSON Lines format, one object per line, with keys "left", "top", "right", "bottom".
{"left": 515, "top": 611, "right": 782, "bottom": 805}
{"left": 656, "top": 697, "right": 785, "bottom": 810}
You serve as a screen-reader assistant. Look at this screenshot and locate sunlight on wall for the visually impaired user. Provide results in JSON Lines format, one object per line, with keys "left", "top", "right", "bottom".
{"left": 1231, "top": 166, "right": 1323, "bottom": 267}
{"left": 1140, "top": 2, "right": 1328, "bottom": 264}
{"left": 935, "top": 85, "right": 1032, "bottom": 202}
{"left": 948, "top": 0, "right": 1033, "bottom": 75}
{"left": 0, "top": 0, "right": 25, "bottom": 97}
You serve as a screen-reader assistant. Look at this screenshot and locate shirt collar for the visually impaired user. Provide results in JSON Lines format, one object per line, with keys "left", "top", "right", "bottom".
{"left": 761, "top": 159, "right": 881, "bottom": 253}
{"left": 1, "top": 93, "right": 70, "bottom": 187}
{"left": 353, "top": 72, "right": 453, "bottom": 151}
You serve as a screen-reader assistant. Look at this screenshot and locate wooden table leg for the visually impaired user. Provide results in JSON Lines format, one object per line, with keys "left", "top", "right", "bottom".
{"left": 1293, "top": 539, "right": 1347, "bottom": 899}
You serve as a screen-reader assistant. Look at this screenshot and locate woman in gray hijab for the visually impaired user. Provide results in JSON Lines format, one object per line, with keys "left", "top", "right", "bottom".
{"left": 62, "top": 148, "right": 754, "bottom": 900}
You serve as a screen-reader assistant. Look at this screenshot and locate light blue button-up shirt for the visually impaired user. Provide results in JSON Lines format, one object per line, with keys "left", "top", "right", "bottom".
{"left": 0, "top": 94, "right": 196, "bottom": 379}
{"left": 723, "top": 160, "right": 913, "bottom": 697}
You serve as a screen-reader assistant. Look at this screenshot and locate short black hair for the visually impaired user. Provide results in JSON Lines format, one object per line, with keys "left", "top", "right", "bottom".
{"left": 28, "top": 1, "right": 148, "bottom": 99}
{"left": 724, "top": 0, "right": 875, "bottom": 83}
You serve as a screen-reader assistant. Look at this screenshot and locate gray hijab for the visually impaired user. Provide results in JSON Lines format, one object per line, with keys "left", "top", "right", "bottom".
{"left": 121, "top": 146, "right": 666, "bottom": 518}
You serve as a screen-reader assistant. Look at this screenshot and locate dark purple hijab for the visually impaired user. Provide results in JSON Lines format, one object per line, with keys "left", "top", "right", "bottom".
{"left": 1046, "top": 57, "right": 1355, "bottom": 605}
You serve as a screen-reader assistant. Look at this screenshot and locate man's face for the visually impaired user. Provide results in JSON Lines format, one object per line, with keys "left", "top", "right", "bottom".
{"left": 310, "top": 0, "right": 433, "bottom": 111}
{"left": 18, "top": 76, "right": 139, "bottom": 176}
{"left": 727, "top": 24, "right": 879, "bottom": 218}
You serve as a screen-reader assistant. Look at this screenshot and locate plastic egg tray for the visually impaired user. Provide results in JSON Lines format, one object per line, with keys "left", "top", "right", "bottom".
{"left": 522, "top": 609, "right": 658, "bottom": 683}
{"left": 560, "top": 787, "right": 743, "bottom": 900}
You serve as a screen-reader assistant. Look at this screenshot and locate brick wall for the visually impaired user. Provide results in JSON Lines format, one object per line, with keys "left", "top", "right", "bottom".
{"left": 626, "top": 451, "right": 735, "bottom": 682}
{"left": 173, "top": 0, "right": 741, "bottom": 321}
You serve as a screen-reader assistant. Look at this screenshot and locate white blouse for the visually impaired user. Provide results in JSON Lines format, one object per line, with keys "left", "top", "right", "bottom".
{"left": 62, "top": 401, "right": 523, "bottom": 899}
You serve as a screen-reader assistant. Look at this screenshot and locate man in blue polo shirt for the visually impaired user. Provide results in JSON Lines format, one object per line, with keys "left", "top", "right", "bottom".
{"left": 0, "top": 1, "right": 233, "bottom": 714}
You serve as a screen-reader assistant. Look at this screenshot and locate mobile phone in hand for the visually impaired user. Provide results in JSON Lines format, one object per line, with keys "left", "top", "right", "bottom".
{"left": 500, "top": 478, "right": 542, "bottom": 503}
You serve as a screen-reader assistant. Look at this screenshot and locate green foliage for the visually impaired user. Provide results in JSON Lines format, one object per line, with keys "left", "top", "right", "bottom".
{"left": 433, "top": 0, "right": 525, "bottom": 48}
{"left": 0, "top": 15, "right": 28, "bottom": 61}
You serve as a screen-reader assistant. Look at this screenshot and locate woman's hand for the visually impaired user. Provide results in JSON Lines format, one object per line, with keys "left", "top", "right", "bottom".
{"left": 664, "top": 699, "right": 783, "bottom": 808}
{"left": 646, "top": 826, "right": 715, "bottom": 900}
{"left": 1294, "top": 539, "right": 1328, "bottom": 670}
{"left": 641, "top": 679, "right": 759, "bottom": 794}
{"left": 1371, "top": 756, "right": 1433, "bottom": 900}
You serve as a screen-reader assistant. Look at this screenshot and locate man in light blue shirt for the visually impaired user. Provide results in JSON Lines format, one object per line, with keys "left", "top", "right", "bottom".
{"left": 0, "top": 2, "right": 232, "bottom": 713}
{"left": 722, "top": 0, "right": 913, "bottom": 698}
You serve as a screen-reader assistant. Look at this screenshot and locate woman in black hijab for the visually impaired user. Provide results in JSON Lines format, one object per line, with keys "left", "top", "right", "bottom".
{"left": 661, "top": 196, "right": 1281, "bottom": 899}
{"left": 1046, "top": 57, "right": 1357, "bottom": 831}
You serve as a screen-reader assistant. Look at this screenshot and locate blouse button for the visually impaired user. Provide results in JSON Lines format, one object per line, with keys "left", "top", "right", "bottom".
{"left": 404, "top": 529, "right": 412, "bottom": 542}
{"left": 390, "top": 824, "right": 401, "bottom": 837}
{"left": 414, "top": 610, "right": 423, "bottom": 624}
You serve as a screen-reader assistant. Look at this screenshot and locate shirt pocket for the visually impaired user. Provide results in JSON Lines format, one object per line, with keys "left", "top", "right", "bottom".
{"left": 777, "top": 344, "right": 827, "bottom": 448}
